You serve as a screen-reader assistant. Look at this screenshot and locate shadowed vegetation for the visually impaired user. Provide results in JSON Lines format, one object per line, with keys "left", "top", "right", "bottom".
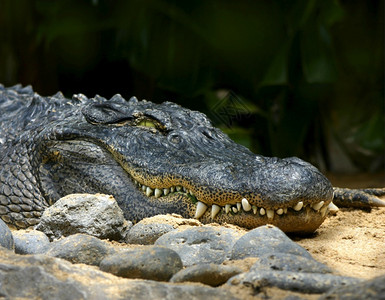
{"left": 0, "top": 0, "right": 383, "bottom": 173}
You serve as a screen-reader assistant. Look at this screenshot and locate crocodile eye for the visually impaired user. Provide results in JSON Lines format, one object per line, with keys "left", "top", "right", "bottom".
{"left": 133, "top": 117, "right": 167, "bottom": 134}
{"left": 137, "top": 119, "right": 157, "bottom": 128}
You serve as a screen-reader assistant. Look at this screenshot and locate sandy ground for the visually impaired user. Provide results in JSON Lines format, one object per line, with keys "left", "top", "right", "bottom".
{"left": 295, "top": 172, "right": 385, "bottom": 280}
{"left": 295, "top": 207, "right": 385, "bottom": 279}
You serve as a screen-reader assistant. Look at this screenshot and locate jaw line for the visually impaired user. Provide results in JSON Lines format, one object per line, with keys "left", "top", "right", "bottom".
{"left": 131, "top": 176, "right": 331, "bottom": 233}
{"left": 198, "top": 205, "right": 330, "bottom": 233}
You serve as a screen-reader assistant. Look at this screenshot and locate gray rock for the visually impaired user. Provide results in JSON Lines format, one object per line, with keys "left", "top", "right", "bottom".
{"left": 251, "top": 252, "right": 332, "bottom": 274}
{"left": 155, "top": 226, "right": 241, "bottom": 266}
{"left": 118, "top": 282, "right": 239, "bottom": 300}
{"left": 0, "top": 247, "right": 238, "bottom": 300}
{"left": 231, "top": 225, "right": 312, "bottom": 260}
{"left": 227, "top": 270, "right": 362, "bottom": 294}
{"left": 319, "top": 274, "right": 385, "bottom": 300}
{"left": 13, "top": 229, "right": 50, "bottom": 254}
{"left": 170, "top": 263, "right": 242, "bottom": 287}
{"left": 35, "top": 193, "right": 132, "bottom": 241}
{"left": 100, "top": 246, "right": 183, "bottom": 281}
{"left": 0, "top": 259, "right": 88, "bottom": 299}
{"left": 46, "top": 233, "right": 111, "bottom": 266}
{"left": 0, "top": 218, "right": 14, "bottom": 250}
{"left": 125, "top": 222, "right": 174, "bottom": 244}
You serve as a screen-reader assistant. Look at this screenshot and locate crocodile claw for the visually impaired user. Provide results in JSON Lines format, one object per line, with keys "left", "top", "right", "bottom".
{"left": 333, "top": 188, "right": 385, "bottom": 208}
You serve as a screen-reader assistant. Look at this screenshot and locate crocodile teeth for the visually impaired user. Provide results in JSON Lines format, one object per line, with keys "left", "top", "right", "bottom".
{"left": 266, "top": 209, "right": 274, "bottom": 219}
{"left": 154, "top": 188, "right": 162, "bottom": 198}
{"left": 136, "top": 181, "right": 329, "bottom": 219}
{"left": 312, "top": 201, "right": 324, "bottom": 211}
{"left": 241, "top": 198, "right": 252, "bottom": 212}
{"left": 211, "top": 204, "right": 221, "bottom": 219}
{"left": 195, "top": 201, "right": 208, "bottom": 219}
{"left": 293, "top": 201, "right": 303, "bottom": 211}
{"left": 320, "top": 205, "right": 328, "bottom": 217}
{"left": 328, "top": 202, "right": 339, "bottom": 214}
{"left": 146, "top": 187, "right": 153, "bottom": 197}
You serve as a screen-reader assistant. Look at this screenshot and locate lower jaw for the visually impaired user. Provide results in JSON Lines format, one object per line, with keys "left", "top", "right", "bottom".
{"left": 197, "top": 207, "right": 328, "bottom": 234}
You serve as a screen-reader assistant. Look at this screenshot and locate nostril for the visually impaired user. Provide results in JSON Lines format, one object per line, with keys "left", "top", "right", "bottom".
{"left": 255, "top": 156, "right": 265, "bottom": 163}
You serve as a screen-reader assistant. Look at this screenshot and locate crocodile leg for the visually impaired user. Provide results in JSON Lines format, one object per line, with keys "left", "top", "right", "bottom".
{"left": 333, "top": 188, "right": 385, "bottom": 208}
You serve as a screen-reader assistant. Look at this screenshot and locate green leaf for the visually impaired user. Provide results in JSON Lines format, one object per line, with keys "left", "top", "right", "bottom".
{"left": 301, "top": 23, "right": 337, "bottom": 83}
{"left": 259, "top": 41, "right": 290, "bottom": 87}
{"left": 353, "top": 112, "right": 385, "bottom": 152}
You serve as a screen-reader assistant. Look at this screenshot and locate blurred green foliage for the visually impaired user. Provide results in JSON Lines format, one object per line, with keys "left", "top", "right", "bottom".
{"left": 0, "top": 0, "right": 383, "bottom": 172}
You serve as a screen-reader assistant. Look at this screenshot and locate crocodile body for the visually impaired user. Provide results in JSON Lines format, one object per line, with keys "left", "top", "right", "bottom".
{"left": 0, "top": 85, "right": 383, "bottom": 233}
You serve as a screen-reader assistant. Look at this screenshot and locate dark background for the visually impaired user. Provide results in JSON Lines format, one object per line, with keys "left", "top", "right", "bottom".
{"left": 1, "top": 0, "right": 384, "bottom": 174}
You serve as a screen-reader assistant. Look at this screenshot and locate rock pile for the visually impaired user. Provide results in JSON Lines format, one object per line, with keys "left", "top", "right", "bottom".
{"left": 1, "top": 194, "right": 384, "bottom": 299}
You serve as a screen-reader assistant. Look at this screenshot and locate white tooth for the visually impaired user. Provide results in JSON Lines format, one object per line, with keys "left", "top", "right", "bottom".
{"left": 163, "top": 188, "right": 170, "bottom": 196}
{"left": 146, "top": 187, "right": 153, "bottom": 197}
{"left": 225, "top": 204, "right": 231, "bottom": 214}
{"left": 176, "top": 186, "right": 182, "bottom": 192}
{"left": 293, "top": 201, "right": 303, "bottom": 211}
{"left": 142, "top": 185, "right": 147, "bottom": 192}
{"left": 170, "top": 187, "right": 175, "bottom": 193}
{"left": 276, "top": 208, "right": 284, "bottom": 215}
{"left": 189, "top": 190, "right": 194, "bottom": 195}
{"left": 211, "top": 205, "right": 221, "bottom": 219}
{"left": 134, "top": 180, "right": 138, "bottom": 185}
{"left": 312, "top": 201, "right": 324, "bottom": 211}
{"left": 252, "top": 206, "right": 257, "bottom": 214}
{"left": 183, "top": 187, "right": 187, "bottom": 192}
{"left": 320, "top": 205, "right": 328, "bottom": 217}
{"left": 283, "top": 208, "right": 288, "bottom": 214}
{"left": 195, "top": 201, "right": 208, "bottom": 219}
{"left": 266, "top": 209, "right": 274, "bottom": 219}
{"left": 241, "top": 198, "right": 252, "bottom": 212}
{"left": 232, "top": 207, "right": 238, "bottom": 213}
{"left": 154, "top": 188, "right": 162, "bottom": 198}
{"left": 327, "top": 202, "right": 339, "bottom": 214}
{"left": 236, "top": 203, "right": 241, "bottom": 211}
{"left": 260, "top": 208, "right": 266, "bottom": 215}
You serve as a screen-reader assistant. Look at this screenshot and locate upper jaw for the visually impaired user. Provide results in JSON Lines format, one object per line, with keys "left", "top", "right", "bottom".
{"left": 130, "top": 154, "right": 334, "bottom": 207}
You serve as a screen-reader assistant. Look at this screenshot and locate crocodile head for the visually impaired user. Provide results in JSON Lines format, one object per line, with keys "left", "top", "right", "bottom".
{"left": 36, "top": 93, "right": 333, "bottom": 233}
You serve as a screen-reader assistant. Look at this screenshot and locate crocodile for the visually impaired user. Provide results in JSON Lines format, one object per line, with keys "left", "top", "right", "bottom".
{"left": 1, "top": 84, "right": 384, "bottom": 233}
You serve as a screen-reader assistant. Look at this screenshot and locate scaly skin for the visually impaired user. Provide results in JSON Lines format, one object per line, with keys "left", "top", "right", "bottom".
{"left": 0, "top": 85, "right": 384, "bottom": 233}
